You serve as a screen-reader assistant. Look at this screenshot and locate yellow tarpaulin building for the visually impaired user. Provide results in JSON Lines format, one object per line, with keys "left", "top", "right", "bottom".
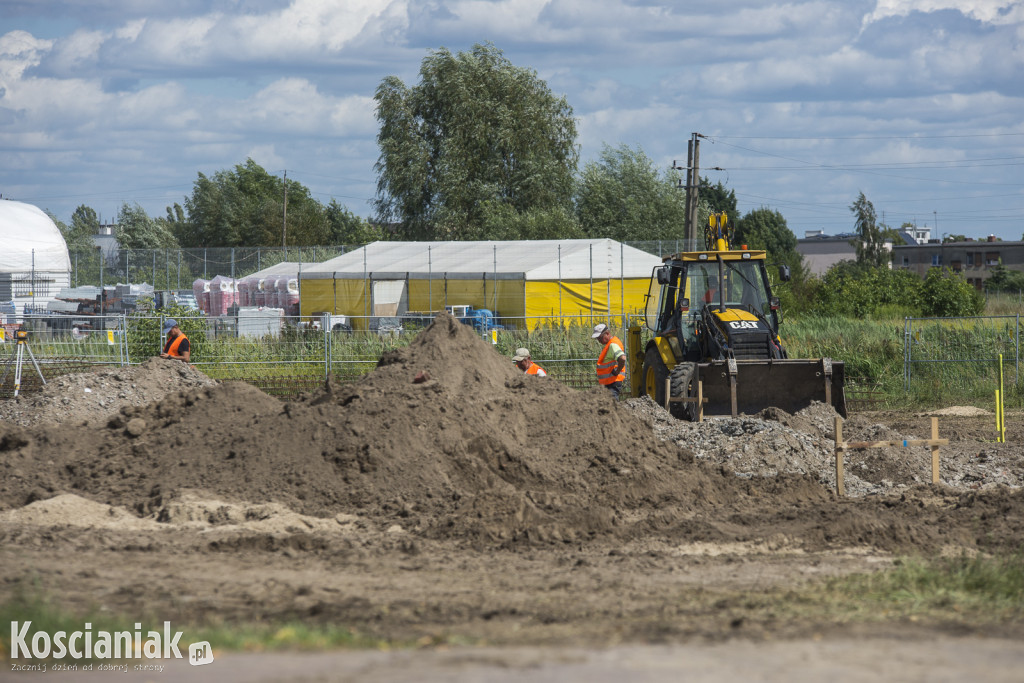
{"left": 299, "top": 239, "right": 664, "bottom": 330}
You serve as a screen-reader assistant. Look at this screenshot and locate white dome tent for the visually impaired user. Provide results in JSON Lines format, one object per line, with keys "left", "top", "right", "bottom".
{"left": 0, "top": 200, "right": 72, "bottom": 319}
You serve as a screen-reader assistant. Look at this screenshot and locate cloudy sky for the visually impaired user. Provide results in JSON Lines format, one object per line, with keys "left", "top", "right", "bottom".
{"left": 2, "top": 0, "right": 1023, "bottom": 241}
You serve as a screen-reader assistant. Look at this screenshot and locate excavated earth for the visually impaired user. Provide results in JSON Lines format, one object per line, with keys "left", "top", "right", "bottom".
{"left": 1, "top": 313, "right": 1022, "bottom": 677}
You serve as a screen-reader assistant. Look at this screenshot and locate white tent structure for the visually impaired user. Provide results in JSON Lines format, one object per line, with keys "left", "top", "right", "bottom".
{"left": 0, "top": 200, "right": 72, "bottom": 319}
{"left": 299, "top": 239, "right": 664, "bottom": 329}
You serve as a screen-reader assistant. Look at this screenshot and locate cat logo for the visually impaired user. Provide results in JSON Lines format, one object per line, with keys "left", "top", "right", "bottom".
{"left": 728, "top": 320, "right": 760, "bottom": 330}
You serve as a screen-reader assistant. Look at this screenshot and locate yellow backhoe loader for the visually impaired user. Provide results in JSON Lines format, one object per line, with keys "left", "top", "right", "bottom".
{"left": 628, "top": 213, "right": 846, "bottom": 419}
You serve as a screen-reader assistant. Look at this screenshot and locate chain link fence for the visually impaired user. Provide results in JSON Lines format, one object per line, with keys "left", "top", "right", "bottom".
{"left": 904, "top": 314, "right": 1021, "bottom": 403}
{"left": 1, "top": 312, "right": 623, "bottom": 399}
{"left": 67, "top": 241, "right": 700, "bottom": 290}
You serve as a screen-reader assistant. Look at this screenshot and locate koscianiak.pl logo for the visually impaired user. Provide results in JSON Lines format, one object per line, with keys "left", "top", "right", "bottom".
{"left": 8, "top": 621, "right": 214, "bottom": 673}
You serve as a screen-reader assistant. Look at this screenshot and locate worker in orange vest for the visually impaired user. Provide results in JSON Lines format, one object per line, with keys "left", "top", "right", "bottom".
{"left": 159, "top": 318, "right": 191, "bottom": 362}
{"left": 512, "top": 347, "right": 547, "bottom": 377}
{"left": 592, "top": 323, "right": 626, "bottom": 398}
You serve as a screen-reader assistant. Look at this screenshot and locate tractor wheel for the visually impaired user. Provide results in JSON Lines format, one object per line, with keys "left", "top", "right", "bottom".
{"left": 641, "top": 346, "right": 669, "bottom": 406}
{"left": 669, "top": 361, "right": 697, "bottom": 420}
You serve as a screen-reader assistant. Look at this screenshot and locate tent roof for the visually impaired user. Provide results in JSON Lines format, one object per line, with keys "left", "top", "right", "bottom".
{"left": 244, "top": 261, "right": 304, "bottom": 279}
{"left": 0, "top": 200, "right": 71, "bottom": 273}
{"left": 300, "top": 239, "right": 662, "bottom": 280}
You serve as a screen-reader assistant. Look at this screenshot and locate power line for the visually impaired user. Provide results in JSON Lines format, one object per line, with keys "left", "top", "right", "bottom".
{"left": 712, "top": 133, "right": 1024, "bottom": 141}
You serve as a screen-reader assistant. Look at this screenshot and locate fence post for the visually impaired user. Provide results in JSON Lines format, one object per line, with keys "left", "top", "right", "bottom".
{"left": 120, "top": 314, "right": 128, "bottom": 366}
{"left": 324, "top": 314, "right": 331, "bottom": 380}
{"left": 903, "top": 317, "right": 911, "bottom": 391}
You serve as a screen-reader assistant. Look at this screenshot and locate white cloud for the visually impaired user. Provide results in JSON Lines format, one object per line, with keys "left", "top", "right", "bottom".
{"left": 226, "top": 77, "right": 376, "bottom": 136}
{"left": 864, "top": 0, "right": 1024, "bottom": 26}
{"left": 0, "top": 30, "right": 53, "bottom": 81}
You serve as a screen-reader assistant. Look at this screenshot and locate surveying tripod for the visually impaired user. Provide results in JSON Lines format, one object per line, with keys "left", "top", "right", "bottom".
{"left": 1, "top": 329, "right": 46, "bottom": 398}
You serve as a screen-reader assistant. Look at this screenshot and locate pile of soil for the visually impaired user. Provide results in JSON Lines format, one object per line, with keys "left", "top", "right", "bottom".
{"left": 626, "top": 398, "right": 1024, "bottom": 496}
{"left": 0, "top": 313, "right": 1022, "bottom": 555}
{"left": 0, "top": 357, "right": 217, "bottom": 427}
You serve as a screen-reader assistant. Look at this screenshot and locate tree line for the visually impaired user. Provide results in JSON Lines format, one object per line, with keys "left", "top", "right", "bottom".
{"left": 49, "top": 42, "right": 985, "bottom": 317}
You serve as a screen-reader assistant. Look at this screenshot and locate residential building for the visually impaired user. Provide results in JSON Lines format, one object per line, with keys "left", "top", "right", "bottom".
{"left": 891, "top": 236, "right": 1024, "bottom": 290}
{"left": 796, "top": 231, "right": 893, "bottom": 276}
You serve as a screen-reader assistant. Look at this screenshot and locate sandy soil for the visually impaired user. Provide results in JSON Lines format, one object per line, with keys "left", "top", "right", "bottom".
{"left": 1, "top": 313, "right": 1022, "bottom": 680}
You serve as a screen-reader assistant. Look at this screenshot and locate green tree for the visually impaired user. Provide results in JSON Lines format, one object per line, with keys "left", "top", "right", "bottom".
{"left": 325, "top": 200, "right": 384, "bottom": 245}
{"left": 700, "top": 178, "right": 737, "bottom": 218}
{"left": 850, "top": 192, "right": 888, "bottom": 268}
{"left": 812, "top": 261, "right": 923, "bottom": 319}
{"left": 373, "top": 43, "right": 578, "bottom": 240}
{"left": 576, "top": 144, "right": 686, "bottom": 240}
{"left": 735, "top": 207, "right": 809, "bottom": 281}
{"left": 176, "top": 159, "right": 337, "bottom": 248}
{"left": 480, "top": 202, "right": 582, "bottom": 240}
{"left": 116, "top": 202, "right": 177, "bottom": 250}
{"left": 59, "top": 205, "right": 101, "bottom": 252}
{"left": 921, "top": 267, "right": 984, "bottom": 316}
{"left": 985, "top": 264, "right": 1024, "bottom": 293}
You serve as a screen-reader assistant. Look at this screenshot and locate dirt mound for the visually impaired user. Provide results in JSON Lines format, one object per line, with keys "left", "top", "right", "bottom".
{"left": 0, "top": 357, "right": 217, "bottom": 427}
{"left": 2, "top": 313, "right": 1023, "bottom": 554}
{"left": 0, "top": 315, "right": 753, "bottom": 545}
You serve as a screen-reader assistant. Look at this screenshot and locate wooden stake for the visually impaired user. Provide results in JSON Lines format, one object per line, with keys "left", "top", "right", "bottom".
{"left": 835, "top": 417, "right": 845, "bottom": 497}
{"left": 696, "top": 380, "right": 703, "bottom": 423}
{"left": 931, "top": 416, "right": 940, "bottom": 484}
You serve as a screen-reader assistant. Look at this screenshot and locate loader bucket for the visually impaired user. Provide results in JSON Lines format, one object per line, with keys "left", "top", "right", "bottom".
{"left": 695, "top": 358, "right": 847, "bottom": 418}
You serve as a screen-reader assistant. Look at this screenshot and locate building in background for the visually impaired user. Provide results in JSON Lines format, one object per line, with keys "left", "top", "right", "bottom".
{"left": 0, "top": 200, "right": 72, "bottom": 319}
{"left": 892, "top": 236, "right": 1024, "bottom": 290}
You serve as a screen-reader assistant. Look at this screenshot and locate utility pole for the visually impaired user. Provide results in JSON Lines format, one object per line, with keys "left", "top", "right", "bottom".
{"left": 689, "top": 134, "right": 701, "bottom": 249}
{"left": 282, "top": 170, "right": 288, "bottom": 250}
{"left": 675, "top": 133, "right": 701, "bottom": 249}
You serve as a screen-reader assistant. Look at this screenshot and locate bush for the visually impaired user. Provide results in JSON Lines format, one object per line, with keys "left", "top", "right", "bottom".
{"left": 921, "top": 267, "right": 984, "bottom": 317}
{"left": 126, "top": 301, "right": 207, "bottom": 362}
{"left": 809, "top": 262, "right": 922, "bottom": 318}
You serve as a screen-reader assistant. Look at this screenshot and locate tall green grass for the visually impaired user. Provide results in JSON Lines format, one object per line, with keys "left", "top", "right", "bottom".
{"left": 819, "top": 553, "right": 1024, "bottom": 621}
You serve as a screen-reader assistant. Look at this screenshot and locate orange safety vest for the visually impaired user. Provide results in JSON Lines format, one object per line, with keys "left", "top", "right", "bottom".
{"left": 596, "top": 335, "right": 625, "bottom": 385}
{"left": 525, "top": 362, "right": 546, "bottom": 377}
{"left": 164, "top": 332, "right": 189, "bottom": 358}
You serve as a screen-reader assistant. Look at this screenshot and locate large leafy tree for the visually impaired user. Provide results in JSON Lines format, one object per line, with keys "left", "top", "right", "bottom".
{"left": 850, "top": 192, "right": 889, "bottom": 267}
{"left": 116, "top": 202, "right": 177, "bottom": 250}
{"left": 373, "top": 43, "right": 578, "bottom": 240}
{"left": 700, "top": 178, "right": 738, "bottom": 218}
{"left": 176, "top": 159, "right": 334, "bottom": 248}
{"left": 735, "top": 206, "right": 809, "bottom": 281}
{"left": 66, "top": 205, "right": 101, "bottom": 251}
{"left": 325, "top": 200, "right": 384, "bottom": 245}
{"left": 576, "top": 144, "right": 686, "bottom": 241}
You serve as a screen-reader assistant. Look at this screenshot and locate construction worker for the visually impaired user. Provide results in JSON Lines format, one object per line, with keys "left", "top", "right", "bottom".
{"left": 592, "top": 323, "right": 626, "bottom": 398}
{"left": 512, "top": 347, "right": 547, "bottom": 377}
{"left": 159, "top": 318, "right": 191, "bottom": 362}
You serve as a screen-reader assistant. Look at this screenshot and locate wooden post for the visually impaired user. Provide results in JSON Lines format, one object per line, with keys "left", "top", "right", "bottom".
{"left": 835, "top": 417, "right": 845, "bottom": 497}
{"left": 696, "top": 380, "right": 703, "bottom": 423}
{"left": 930, "top": 416, "right": 940, "bottom": 484}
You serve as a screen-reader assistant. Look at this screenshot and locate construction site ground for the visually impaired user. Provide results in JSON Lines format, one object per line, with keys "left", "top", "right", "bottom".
{"left": 1, "top": 314, "right": 1022, "bottom": 681}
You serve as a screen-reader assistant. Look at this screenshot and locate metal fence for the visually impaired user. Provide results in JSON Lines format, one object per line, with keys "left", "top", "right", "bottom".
{"left": 1, "top": 312, "right": 621, "bottom": 399}
{"left": 68, "top": 246, "right": 355, "bottom": 291}
{"left": 67, "top": 241, "right": 700, "bottom": 289}
{"left": 904, "top": 314, "right": 1021, "bottom": 396}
